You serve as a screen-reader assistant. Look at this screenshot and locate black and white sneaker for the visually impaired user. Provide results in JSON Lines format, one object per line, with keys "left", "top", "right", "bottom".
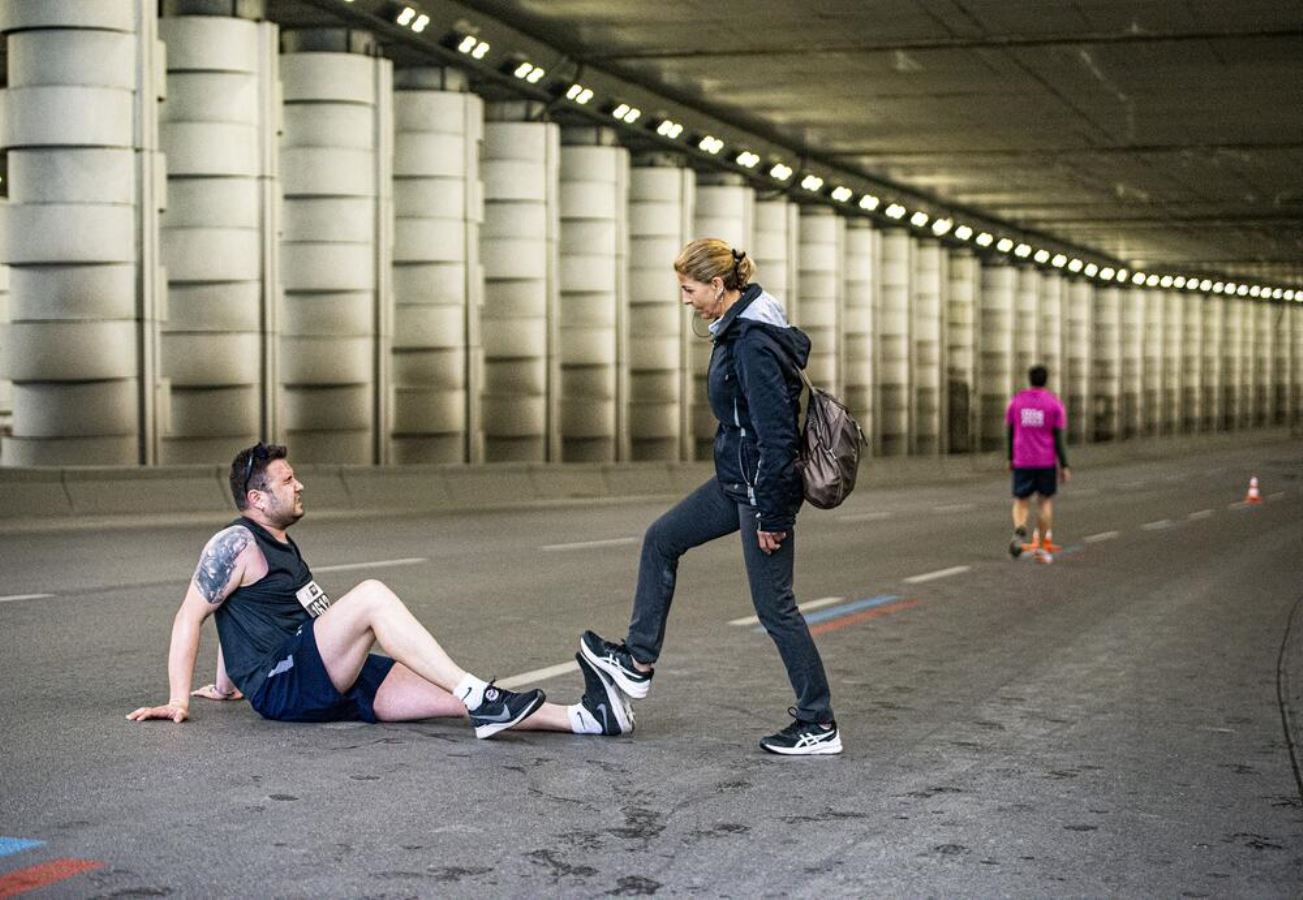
{"left": 759, "top": 710, "right": 843, "bottom": 756}
{"left": 579, "top": 630, "right": 653, "bottom": 699}
{"left": 576, "top": 652, "right": 634, "bottom": 735}
{"left": 468, "top": 683, "right": 545, "bottom": 739}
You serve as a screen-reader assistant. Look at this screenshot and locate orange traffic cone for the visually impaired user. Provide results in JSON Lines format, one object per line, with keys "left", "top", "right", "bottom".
{"left": 1245, "top": 476, "right": 1262, "bottom": 504}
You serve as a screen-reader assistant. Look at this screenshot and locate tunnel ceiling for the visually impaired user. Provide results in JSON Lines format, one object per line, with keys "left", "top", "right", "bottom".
{"left": 275, "top": 2, "right": 1300, "bottom": 287}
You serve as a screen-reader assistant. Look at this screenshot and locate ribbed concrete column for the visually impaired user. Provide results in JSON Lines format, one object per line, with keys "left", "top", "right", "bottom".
{"left": 1293, "top": 305, "right": 1303, "bottom": 428}
{"left": 912, "top": 239, "right": 942, "bottom": 455}
{"left": 1254, "top": 303, "right": 1273, "bottom": 427}
{"left": 1238, "top": 299, "right": 1255, "bottom": 429}
{"left": 1039, "top": 272, "right": 1064, "bottom": 395}
{"left": 278, "top": 35, "right": 391, "bottom": 463}
{"left": 945, "top": 249, "right": 977, "bottom": 454}
{"left": 754, "top": 199, "right": 799, "bottom": 322}
{"left": 1013, "top": 266, "right": 1039, "bottom": 384}
{"left": 1273, "top": 303, "right": 1289, "bottom": 425}
{"left": 1120, "top": 288, "right": 1144, "bottom": 439}
{"left": 691, "top": 175, "right": 753, "bottom": 459}
{"left": 844, "top": 220, "right": 875, "bottom": 446}
{"left": 628, "top": 161, "right": 694, "bottom": 461}
{"left": 978, "top": 261, "right": 1015, "bottom": 452}
{"left": 798, "top": 206, "right": 842, "bottom": 392}
{"left": 0, "top": 222, "right": 8, "bottom": 428}
{"left": 1181, "top": 292, "right": 1203, "bottom": 432}
{"left": 481, "top": 104, "right": 560, "bottom": 462}
{"left": 1221, "top": 296, "right": 1242, "bottom": 430}
{"left": 1065, "top": 278, "right": 1092, "bottom": 444}
{"left": 391, "top": 68, "right": 483, "bottom": 464}
{"left": 878, "top": 230, "right": 912, "bottom": 456}
{"left": 1091, "top": 285, "right": 1121, "bottom": 442}
{"left": 1201, "top": 294, "right": 1223, "bottom": 431}
{"left": 558, "top": 127, "right": 629, "bottom": 462}
{"left": 1161, "top": 291, "right": 1182, "bottom": 434}
{"left": 159, "top": 8, "right": 277, "bottom": 463}
{"left": 1, "top": 0, "right": 165, "bottom": 465}
{"left": 1140, "top": 288, "right": 1162, "bottom": 436}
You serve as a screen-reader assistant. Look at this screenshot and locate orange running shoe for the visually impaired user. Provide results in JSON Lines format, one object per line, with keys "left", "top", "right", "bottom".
{"left": 1019, "top": 534, "right": 1041, "bottom": 553}
{"left": 1041, "top": 538, "right": 1062, "bottom": 554}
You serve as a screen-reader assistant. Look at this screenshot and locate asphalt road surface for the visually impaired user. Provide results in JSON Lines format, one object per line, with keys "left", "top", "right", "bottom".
{"left": 2, "top": 444, "right": 1301, "bottom": 897}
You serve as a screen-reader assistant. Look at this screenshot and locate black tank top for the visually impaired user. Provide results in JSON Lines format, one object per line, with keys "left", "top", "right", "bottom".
{"left": 213, "top": 517, "right": 322, "bottom": 698}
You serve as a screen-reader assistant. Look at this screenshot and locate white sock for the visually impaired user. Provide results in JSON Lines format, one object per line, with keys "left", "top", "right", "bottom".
{"left": 453, "top": 674, "right": 488, "bottom": 711}
{"left": 568, "top": 703, "right": 601, "bottom": 735}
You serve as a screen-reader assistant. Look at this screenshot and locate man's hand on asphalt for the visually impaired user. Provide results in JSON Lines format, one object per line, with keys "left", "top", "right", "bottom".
{"left": 126, "top": 702, "right": 190, "bottom": 723}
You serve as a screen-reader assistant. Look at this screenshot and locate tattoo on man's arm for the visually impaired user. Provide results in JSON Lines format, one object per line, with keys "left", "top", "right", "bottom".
{"left": 193, "top": 528, "right": 253, "bottom": 603}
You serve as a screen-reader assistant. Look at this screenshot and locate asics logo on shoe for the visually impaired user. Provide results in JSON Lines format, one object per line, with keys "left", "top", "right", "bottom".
{"left": 796, "top": 732, "right": 835, "bottom": 747}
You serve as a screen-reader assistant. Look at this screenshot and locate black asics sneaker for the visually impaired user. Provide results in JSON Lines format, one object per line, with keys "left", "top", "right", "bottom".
{"left": 579, "top": 630, "right": 653, "bottom": 699}
{"left": 469, "top": 683, "right": 545, "bottom": 739}
{"left": 576, "top": 652, "right": 634, "bottom": 736}
{"left": 759, "top": 710, "right": 843, "bottom": 756}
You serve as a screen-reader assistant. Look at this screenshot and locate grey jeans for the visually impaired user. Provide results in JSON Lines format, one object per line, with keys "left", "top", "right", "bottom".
{"left": 626, "top": 478, "right": 834, "bottom": 723}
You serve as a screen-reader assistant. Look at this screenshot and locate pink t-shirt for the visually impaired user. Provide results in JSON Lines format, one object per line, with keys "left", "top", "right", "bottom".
{"left": 1005, "top": 388, "right": 1066, "bottom": 468}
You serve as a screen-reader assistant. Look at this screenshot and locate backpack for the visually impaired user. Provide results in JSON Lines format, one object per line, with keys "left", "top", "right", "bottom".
{"left": 795, "top": 369, "right": 868, "bottom": 509}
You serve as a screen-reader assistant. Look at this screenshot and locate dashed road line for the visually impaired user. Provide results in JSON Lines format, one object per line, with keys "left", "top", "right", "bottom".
{"left": 903, "top": 565, "right": 970, "bottom": 584}
{"left": 1083, "top": 531, "right": 1120, "bottom": 543}
{"left": 1187, "top": 509, "right": 1214, "bottom": 520}
{"left": 836, "top": 511, "right": 893, "bottom": 523}
{"left": 497, "top": 660, "right": 580, "bottom": 690}
{"left": 0, "top": 593, "right": 55, "bottom": 604}
{"left": 540, "top": 537, "right": 638, "bottom": 552}
{"left": 314, "top": 557, "right": 427, "bottom": 573}
{"left": 1267, "top": 491, "right": 1285, "bottom": 501}
{"left": 730, "top": 596, "right": 845, "bottom": 627}
{"left": 933, "top": 503, "right": 976, "bottom": 513}
{"left": 1141, "top": 519, "right": 1174, "bottom": 530}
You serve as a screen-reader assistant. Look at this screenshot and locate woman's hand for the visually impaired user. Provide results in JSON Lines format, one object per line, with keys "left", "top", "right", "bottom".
{"left": 757, "top": 530, "right": 787, "bottom": 555}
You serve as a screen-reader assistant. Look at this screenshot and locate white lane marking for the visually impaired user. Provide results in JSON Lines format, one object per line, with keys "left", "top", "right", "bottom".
{"left": 314, "top": 557, "right": 428, "bottom": 573}
{"left": 903, "top": 565, "right": 970, "bottom": 584}
{"left": 0, "top": 593, "right": 56, "bottom": 604}
{"left": 1072, "top": 488, "right": 1100, "bottom": 497}
{"left": 1268, "top": 491, "right": 1285, "bottom": 500}
{"left": 933, "top": 503, "right": 976, "bottom": 513}
{"left": 729, "top": 595, "right": 846, "bottom": 627}
{"left": 497, "top": 661, "right": 579, "bottom": 690}
{"left": 1228, "top": 501, "right": 1249, "bottom": 509}
{"left": 1187, "top": 509, "right": 1214, "bottom": 520}
{"left": 1083, "top": 531, "right": 1120, "bottom": 543}
{"left": 1141, "top": 519, "right": 1173, "bottom": 530}
{"left": 541, "top": 537, "right": 638, "bottom": 552}
{"left": 837, "top": 511, "right": 893, "bottom": 522}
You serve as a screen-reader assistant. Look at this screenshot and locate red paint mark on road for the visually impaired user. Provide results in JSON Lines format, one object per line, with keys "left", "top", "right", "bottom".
{"left": 0, "top": 859, "right": 104, "bottom": 898}
{"left": 809, "top": 598, "right": 922, "bottom": 636}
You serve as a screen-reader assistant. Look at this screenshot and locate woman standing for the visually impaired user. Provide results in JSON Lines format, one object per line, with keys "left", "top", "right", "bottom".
{"left": 580, "top": 238, "right": 840, "bottom": 755}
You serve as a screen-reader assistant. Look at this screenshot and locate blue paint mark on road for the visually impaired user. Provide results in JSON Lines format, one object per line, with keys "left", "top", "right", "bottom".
{"left": 0, "top": 837, "right": 44, "bottom": 858}
{"left": 756, "top": 594, "right": 900, "bottom": 633}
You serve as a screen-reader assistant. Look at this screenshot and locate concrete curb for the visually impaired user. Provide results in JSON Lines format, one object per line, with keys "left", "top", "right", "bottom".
{"left": 0, "top": 429, "right": 1294, "bottom": 533}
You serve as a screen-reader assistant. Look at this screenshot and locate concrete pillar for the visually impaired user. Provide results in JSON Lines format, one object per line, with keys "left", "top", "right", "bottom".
{"left": 1065, "top": 278, "right": 1092, "bottom": 445}
{"left": 912, "top": 239, "right": 943, "bottom": 455}
{"left": 1201, "top": 294, "right": 1222, "bottom": 431}
{"left": 158, "top": 8, "right": 277, "bottom": 464}
{"left": 1237, "top": 298, "right": 1255, "bottom": 429}
{"left": 1120, "top": 287, "right": 1144, "bottom": 439}
{"left": 1254, "top": 302, "right": 1273, "bottom": 427}
{"left": 1293, "top": 305, "right": 1303, "bottom": 430}
{"left": 978, "top": 261, "right": 1014, "bottom": 452}
{"left": 558, "top": 129, "right": 629, "bottom": 462}
{"left": 278, "top": 34, "right": 392, "bottom": 464}
{"left": 798, "top": 206, "right": 842, "bottom": 392}
{"left": 945, "top": 249, "right": 978, "bottom": 453}
{"left": 1161, "top": 290, "right": 1182, "bottom": 434}
{"left": 628, "top": 161, "right": 694, "bottom": 461}
{"left": 481, "top": 104, "right": 560, "bottom": 462}
{"left": 843, "top": 220, "right": 875, "bottom": 446}
{"left": 0, "top": 213, "right": 8, "bottom": 430}
{"left": 1039, "top": 271, "right": 1064, "bottom": 396}
{"left": 1141, "top": 287, "right": 1162, "bottom": 436}
{"left": 1274, "top": 302, "right": 1290, "bottom": 426}
{"left": 1, "top": 0, "right": 165, "bottom": 465}
{"left": 1181, "top": 292, "right": 1203, "bottom": 432}
{"left": 1221, "top": 296, "right": 1242, "bottom": 430}
{"left": 1091, "top": 285, "right": 1121, "bottom": 442}
{"left": 390, "top": 68, "right": 483, "bottom": 464}
{"left": 1013, "top": 266, "right": 1039, "bottom": 384}
{"left": 691, "top": 175, "right": 752, "bottom": 459}
{"left": 878, "top": 230, "right": 911, "bottom": 456}
{"left": 754, "top": 199, "right": 799, "bottom": 323}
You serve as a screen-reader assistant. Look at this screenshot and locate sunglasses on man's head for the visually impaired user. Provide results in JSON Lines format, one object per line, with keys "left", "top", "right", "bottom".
{"left": 242, "top": 443, "right": 271, "bottom": 495}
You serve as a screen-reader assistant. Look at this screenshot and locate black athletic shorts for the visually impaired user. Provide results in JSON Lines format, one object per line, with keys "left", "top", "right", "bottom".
{"left": 1012, "top": 467, "right": 1058, "bottom": 499}
{"left": 250, "top": 618, "right": 396, "bottom": 723}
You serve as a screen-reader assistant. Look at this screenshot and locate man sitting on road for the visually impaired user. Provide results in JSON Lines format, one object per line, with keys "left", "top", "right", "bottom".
{"left": 128, "top": 443, "right": 633, "bottom": 739}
